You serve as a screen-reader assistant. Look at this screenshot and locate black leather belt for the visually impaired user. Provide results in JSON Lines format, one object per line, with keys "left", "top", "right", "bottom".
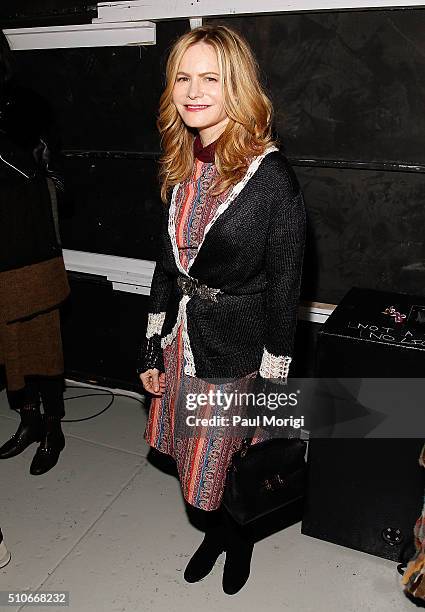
{"left": 177, "top": 276, "right": 222, "bottom": 302}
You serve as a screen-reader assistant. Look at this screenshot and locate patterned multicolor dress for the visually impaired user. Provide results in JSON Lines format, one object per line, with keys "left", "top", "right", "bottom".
{"left": 144, "top": 154, "right": 269, "bottom": 511}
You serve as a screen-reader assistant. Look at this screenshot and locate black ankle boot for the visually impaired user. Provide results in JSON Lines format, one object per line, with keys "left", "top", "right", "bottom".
{"left": 222, "top": 508, "right": 254, "bottom": 595}
{"left": 30, "top": 421, "right": 65, "bottom": 476}
{"left": 0, "top": 407, "right": 44, "bottom": 459}
{"left": 184, "top": 520, "right": 225, "bottom": 583}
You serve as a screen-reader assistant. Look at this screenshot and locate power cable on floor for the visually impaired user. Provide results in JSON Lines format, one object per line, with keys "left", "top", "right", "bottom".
{"left": 8, "top": 384, "right": 146, "bottom": 423}
{"left": 62, "top": 384, "right": 145, "bottom": 423}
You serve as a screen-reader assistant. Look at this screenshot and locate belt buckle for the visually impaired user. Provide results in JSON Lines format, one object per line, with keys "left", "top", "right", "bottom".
{"left": 177, "top": 276, "right": 197, "bottom": 298}
{"left": 177, "top": 276, "right": 221, "bottom": 302}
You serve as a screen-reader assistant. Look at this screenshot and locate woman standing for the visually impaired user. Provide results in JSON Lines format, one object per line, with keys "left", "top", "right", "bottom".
{"left": 0, "top": 31, "right": 69, "bottom": 475}
{"left": 139, "top": 25, "right": 306, "bottom": 594}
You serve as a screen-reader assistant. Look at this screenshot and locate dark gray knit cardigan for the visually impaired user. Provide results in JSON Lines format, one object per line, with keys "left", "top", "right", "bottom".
{"left": 139, "top": 146, "right": 306, "bottom": 380}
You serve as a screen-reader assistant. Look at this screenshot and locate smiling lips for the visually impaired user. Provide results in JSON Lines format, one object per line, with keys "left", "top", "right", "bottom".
{"left": 185, "top": 105, "right": 210, "bottom": 111}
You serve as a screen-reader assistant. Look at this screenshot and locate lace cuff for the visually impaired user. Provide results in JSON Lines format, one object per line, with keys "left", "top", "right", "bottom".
{"left": 146, "top": 312, "right": 166, "bottom": 339}
{"left": 136, "top": 334, "right": 164, "bottom": 374}
{"left": 259, "top": 348, "right": 292, "bottom": 380}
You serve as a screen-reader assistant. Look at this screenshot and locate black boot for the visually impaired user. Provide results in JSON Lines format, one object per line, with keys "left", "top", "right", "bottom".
{"left": 222, "top": 506, "right": 255, "bottom": 595}
{"left": 38, "top": 377, "right": 66, "bottom": 421}
{"left": 184, "top": 510, "right": 225, "bottom": 583}
{"left": 30, "top": 378, "right": 66, "bottom": 475}
{"left": 0, "top": 402, "right": 44, "bottom": 459}
{"left": 30, "top": 416, "right": 65, "bottom": 476}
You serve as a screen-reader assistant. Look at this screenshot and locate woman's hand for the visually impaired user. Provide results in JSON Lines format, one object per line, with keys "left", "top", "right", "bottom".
{"left": 139, "top": 368, "right": 166, "bottom": 396}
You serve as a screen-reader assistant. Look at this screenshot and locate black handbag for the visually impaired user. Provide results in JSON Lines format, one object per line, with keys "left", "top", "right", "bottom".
{"left": 223, "top": 436, "right": 308, "bottom": 526}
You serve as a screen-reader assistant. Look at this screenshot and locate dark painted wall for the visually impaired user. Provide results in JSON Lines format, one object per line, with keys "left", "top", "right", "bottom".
{"left": 7, "top": 20, "right": 188, "bottom": 267}
{"left": 213, "top": 12, "right": 425, "bottom": 163}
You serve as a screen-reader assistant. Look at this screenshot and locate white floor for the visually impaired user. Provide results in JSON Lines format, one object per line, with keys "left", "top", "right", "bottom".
{"left": 0, "top": 384, "right": 414, "bottom": 612}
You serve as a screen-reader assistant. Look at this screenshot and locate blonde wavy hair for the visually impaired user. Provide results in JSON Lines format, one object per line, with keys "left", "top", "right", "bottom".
{"left": 157, "top": 25, "right": 278, "bottom": 203}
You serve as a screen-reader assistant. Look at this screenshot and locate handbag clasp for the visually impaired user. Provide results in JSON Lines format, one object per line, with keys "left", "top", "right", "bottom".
{"left": 262, "top": 474, "right": 286, "bottom": 491}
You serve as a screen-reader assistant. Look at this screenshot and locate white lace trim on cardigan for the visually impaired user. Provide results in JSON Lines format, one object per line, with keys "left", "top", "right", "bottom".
{"left": 161, "top": 295, "right": 186, "bottom": 348}
{"left": 165, "top": 146, "right": 279, "bottom": 377}
{"left": 146, "top": 312, "right": 166, "bottom": 339}
{"left": 259, "top": 348, "right": 292, "bottom": 379}
{"left": 168, "top": 184, "right": 190, "bottom": 278}
{"left": 160, "top": 294, "right": 196, "bottom": 376}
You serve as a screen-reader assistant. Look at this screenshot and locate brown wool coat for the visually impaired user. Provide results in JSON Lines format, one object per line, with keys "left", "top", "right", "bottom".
{"left": 0, "top": 257, "right": 70, "bottom": 391}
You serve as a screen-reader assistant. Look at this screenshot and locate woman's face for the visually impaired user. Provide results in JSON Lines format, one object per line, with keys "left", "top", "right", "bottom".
{"left": 172, "top": 41, "right": 229, "bottom": 146}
